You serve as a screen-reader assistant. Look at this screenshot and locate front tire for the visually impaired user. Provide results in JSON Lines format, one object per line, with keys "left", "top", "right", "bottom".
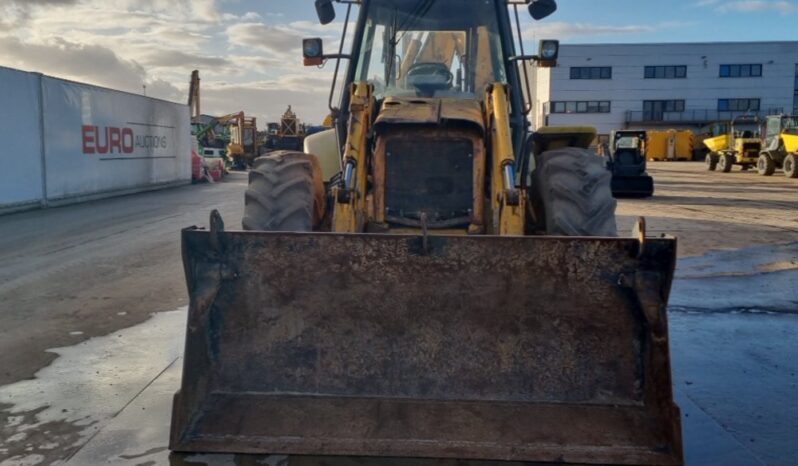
{"left": 706, "top": 153, "right": 719, "bottom": 171}
{"left": 785, "top": 154, "right": 798, "bottom": 179}
{"left": 242, "top": 151, "right": 325, "bottom": 231}
{"left": 719, "top": 153, "right": 734, "bottom": 173}
{"left": 533, "top": 147, "right": 617, "bottom": 237}
{"left": 758, "top": 154, "right": 776, "bottom": 176}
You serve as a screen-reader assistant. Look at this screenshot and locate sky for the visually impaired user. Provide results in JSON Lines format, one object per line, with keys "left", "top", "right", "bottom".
{"left": 0, "top": 0, "right": 796, "bottom": 124}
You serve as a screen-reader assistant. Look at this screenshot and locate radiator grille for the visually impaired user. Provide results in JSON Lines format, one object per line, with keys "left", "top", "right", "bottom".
{"left": 384, "top": 137, "right": 474, "bottom": 227}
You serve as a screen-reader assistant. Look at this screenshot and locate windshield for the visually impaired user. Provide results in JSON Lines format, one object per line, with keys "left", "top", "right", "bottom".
{"left": 355, "top": 0, "right": 507, "bottom": 100}
{"left": 616, "top": 136, "right": 642, "bottom": 149}
{"left": 732, "top": 123, "right": 760, "bottom": 138}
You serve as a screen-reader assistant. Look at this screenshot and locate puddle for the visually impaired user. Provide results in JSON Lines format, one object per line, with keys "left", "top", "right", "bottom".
{"left": 0, "top": 309, "right": 187, "bottom": 466}
{"left": 676, "top": 241, "right": 798, "bottom": 279}
{"left": 671, "top": 242, "right": 798, "bottom": 313}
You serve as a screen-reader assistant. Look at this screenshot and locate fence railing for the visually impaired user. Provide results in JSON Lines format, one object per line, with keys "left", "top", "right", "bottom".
{"left": 624, "top": 109, "right": 784, "bottom": 125}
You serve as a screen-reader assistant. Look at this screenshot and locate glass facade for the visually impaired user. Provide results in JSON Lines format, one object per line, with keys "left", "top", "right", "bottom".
{"left": 718, "top": 98, "right": 760, "bottom": 112}
{"left": 719, "top": 64, "right": 762, "bottom": 78}
{"left": 794, "top": 64, "right": 798, "bottom": 114}
{"left": 645, "top": 66, "right": 687, "bottom": 79}
{"left": 551, "top": 101, "right": 611, "bottom": 114}
{"left": 643, "top": 100, "right": 685, "bottom": 120}
{"left": 569, "top": 67, "right": 612, "bottom": 80}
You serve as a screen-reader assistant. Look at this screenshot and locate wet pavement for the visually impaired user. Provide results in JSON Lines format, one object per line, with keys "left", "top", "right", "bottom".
{"left": 1, "top": 163, "right": 797, "bottom": 466}
{"left": 1, "top": 241, "right": 794, "bottom": 466}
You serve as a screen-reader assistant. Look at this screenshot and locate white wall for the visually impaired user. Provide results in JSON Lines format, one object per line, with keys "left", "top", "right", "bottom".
{"left": 0, "top": 67, "right": 44, "bottom": 210}
{"left": 0, "top": 68, "right": 191, "bottom": 213}
{"left": 535, "top": 41, "right": 798, "bottom": 135}
{"left": 42, "top": 77, "right": 191, "bottom": 201}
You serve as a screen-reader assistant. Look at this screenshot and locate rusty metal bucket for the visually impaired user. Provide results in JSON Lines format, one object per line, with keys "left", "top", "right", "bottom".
{"left": 170, "top": 215, "right": 683, "bottom": 465}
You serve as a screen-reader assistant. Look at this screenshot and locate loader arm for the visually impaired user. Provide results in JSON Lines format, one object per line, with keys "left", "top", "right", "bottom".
{"left": 333, "top": 82, "right": 374, "bottom": 233}
{"left": 485, "top": 83, "right": 524, "bottom": 235}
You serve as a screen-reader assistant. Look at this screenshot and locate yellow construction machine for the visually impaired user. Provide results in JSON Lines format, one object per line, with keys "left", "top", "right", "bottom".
{"left": 170, "top": 1, "right": 683, "bottom": 465}
{"left": 225, "top": 113, "right": 258, "bottom": 169}
{"left": 758, "top": 115, "right": 798, "bottom": 178}
{"left": 704, "top": 115, "right": 762, "bottom": 173}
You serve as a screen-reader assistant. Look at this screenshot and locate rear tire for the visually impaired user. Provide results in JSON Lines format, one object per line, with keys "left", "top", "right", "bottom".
{"left": 758, "top": 154, "right": 776, "bottom": 176}
{"left": 706, "top": 153, "right": 718, "bottom": 171}
{"left": 719, "top": 153, "right": 734, "bottom": 173}
{"left": 242, "top": 151, "right": 325, "bottom": 232}
{"left": 785, "top": 154, "right": 798, "bottom": 179}
{"left": 533, "top": 147, "right": 617, "bottom": 237}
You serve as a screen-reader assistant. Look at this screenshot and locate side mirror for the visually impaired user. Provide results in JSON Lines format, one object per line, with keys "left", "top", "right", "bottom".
{"left": 315, "top": 0, "right": 336, "bottom": 25}
{"left": 303, "top": 38, "right": 325, "bottom": 66}
{"left": 537, "top": 40, "right": 559, "bottom": 67}
{"left": 528, "top": 0, "right": 557, "bottom": 20}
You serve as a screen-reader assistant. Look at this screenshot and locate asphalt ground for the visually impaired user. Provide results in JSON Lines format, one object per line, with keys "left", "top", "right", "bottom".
{"left": 0, "top": 163, "right": 796, "bottom": 466}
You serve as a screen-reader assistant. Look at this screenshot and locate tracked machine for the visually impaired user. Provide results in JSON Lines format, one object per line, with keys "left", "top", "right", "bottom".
{"left": 170, "top": 1, "right": 683, "bottom": 465}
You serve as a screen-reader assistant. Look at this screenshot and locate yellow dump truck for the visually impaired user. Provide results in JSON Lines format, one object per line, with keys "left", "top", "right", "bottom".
{"left": 647, "top": 129, "right": 693, "bottom": 161}
{"left": 758, "top": 115, "right": 798, "bottom": 178}
{"left": 704, "top": 116, "right": 763, "bottom": 172}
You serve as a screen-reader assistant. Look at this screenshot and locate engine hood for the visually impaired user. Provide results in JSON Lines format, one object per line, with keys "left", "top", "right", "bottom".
{"left": 374, "top": 97, "right": 484, "bottom": 134}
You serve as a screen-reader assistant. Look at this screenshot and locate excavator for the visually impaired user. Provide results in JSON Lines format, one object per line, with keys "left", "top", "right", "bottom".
{"left": 188, "top": 70, "right": 258, "bottom": 169}
{"left": 170, "top": 1, "right": 683, "bottom": 465}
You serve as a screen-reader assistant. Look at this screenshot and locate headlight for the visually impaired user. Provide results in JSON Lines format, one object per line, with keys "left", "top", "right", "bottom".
{"left": 539, "top": 40, "right": 559, "bottom": 61}
{"left": 303, "top": 38, "right": 323, "bottom": 59}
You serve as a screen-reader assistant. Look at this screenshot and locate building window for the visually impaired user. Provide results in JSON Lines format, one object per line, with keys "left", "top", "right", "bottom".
{"left": 551, "top": 101, "right": 611, "bottom": 114}
{"left": 793, "top": 64, "right": 798, "bottom": 114}
{"left": 719, "top": 64, "right": 762, "bottom": 78}
{"left": 570, "top": 67, "right": 612, "bottom": 80}
{"left": 644, "top": 66, "right": 687, "bottom": 79}
{"left": 718, "top": 98, "right": 760, "bottom": 112}
{"left": 643, "top": 100, "right": 685, "bottom": 120}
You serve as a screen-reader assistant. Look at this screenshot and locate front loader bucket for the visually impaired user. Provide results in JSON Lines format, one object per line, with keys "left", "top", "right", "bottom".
{"left": 612, "top": 174, "right": 655, "bottom": 198}
{"left": 171, "top": 221, "right": 682, "bottom": 465}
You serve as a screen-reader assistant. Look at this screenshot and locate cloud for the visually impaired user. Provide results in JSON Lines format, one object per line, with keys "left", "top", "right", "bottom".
{"left": 697, "top": 0, "right": 797, "bottom": 13}
{"left": 226, "top": 22, "right": 305, "bottom": 56}
{"left": 526, "top": 22, "right": 654, "bottom": 39}
{"left": 0, "top": 35, "right": 181, "bottom": 101}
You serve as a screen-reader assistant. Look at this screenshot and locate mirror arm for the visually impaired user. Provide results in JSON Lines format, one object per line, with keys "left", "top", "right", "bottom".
{"left": 508, "top": 55, "right": 541, "bottom": 62}
{"left": 328, "top": 3, "right": 353, "bottom": 115}
{"left": 512, "top": 3, "right": 533, "bottom": 115}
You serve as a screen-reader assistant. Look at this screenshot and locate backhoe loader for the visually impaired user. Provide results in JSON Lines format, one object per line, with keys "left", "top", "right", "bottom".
{"left": 170, "top": 1, "right": 683, "bottom": 465}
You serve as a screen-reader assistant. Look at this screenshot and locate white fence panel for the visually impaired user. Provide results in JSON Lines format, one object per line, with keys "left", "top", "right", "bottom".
{"left": 0, "top": 67, "right": 44, "bottom": 210}
{"left": 42, "top": 77, "right": 191, "bottom": 201}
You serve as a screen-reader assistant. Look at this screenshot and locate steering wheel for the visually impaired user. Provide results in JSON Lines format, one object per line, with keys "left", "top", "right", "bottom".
{"left": 405, "top": 62, "right": 454, "bottom": 95}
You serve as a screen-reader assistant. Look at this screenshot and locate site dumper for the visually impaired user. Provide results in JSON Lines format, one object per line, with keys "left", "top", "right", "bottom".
{"left": 758, "top": 115, "right": 798, "bottom": 178}
{"left": 170, "top": 1, "right": 683, "bottom": 465}
{"left": 704, "top": 116, "right": 762, "bottom": 173}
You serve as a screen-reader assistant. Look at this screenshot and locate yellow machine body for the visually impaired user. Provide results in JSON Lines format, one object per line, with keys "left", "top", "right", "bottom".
{"left": 170, "top": 2, "right": 683, "bottom": 465}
